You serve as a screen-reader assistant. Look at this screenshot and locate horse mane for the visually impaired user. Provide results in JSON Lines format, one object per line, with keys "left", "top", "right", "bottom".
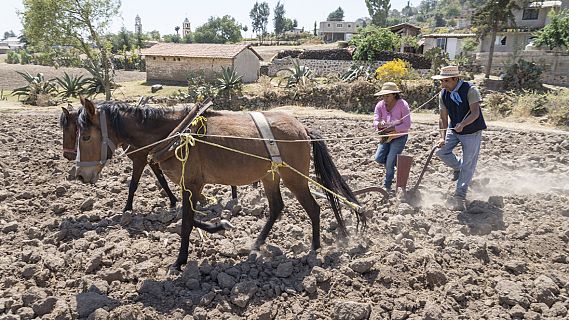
{"left": 76, "top": 101, "right": 194, "bottom": 137}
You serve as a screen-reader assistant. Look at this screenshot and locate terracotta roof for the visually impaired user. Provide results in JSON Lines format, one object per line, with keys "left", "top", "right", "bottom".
{"left": 141, "top": 43, "right": 263, "bottom": 60}
{"left": 389, "top": 23, "right": 421, "bottom": 31}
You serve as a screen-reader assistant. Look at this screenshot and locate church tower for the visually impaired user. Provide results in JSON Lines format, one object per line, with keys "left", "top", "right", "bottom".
{"left": 135, "top": 15, "right": 142, "bottom": 34}
{"left": 182, "top": 18, "right": 191, "bottom": 36}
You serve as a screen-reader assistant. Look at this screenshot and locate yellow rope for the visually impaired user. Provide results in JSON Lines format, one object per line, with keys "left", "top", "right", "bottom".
{"left": 186, "top": 135, "right": 361, "bottom": 211}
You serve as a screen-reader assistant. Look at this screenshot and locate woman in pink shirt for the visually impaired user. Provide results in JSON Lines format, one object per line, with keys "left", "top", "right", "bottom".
{"left": 373, "top": 82, "right": 412, "bottom": 193}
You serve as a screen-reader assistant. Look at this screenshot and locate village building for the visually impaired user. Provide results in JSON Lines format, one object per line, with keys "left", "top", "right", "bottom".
{"left": 318, "top": 20, "right": 364, "bottom": 42}
{"left": 389, "top": 23, "right": 421, "bottom": 53}
{"left": 141, "top": 43, "right": 263, "bottom": 84}
{"left": 421, "top": 33, "right": 476, "bottom": 59}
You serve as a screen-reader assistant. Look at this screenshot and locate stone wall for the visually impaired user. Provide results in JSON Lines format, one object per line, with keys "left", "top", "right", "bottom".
{"left": 475, "top": 51, "right": 569, "bottom": 86}
{"left": 146, "top": 56, "right": 232, "bottom": 84}
{"left": 268, "top": 57, "right": 430, "bottom": 77}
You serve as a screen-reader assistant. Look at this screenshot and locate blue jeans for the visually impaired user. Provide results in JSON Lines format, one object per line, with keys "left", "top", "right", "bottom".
{"left": 436, "top": 129, "right": 482, "bottom": 198}
{"left": 374, "top": 135, "right": 408, "bottom": 190}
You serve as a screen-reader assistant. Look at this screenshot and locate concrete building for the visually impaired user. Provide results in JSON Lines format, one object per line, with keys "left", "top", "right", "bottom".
{"left": 421, "top": 33, "right": 476, "bottom": 59}
{"left": 318, "top": 20, "right": 364, "bottom": 42}
{"left": 141, "top": 43, "right": 263, "bottom": 84}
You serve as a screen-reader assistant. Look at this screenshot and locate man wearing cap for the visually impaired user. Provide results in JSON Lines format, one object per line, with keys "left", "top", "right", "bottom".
{"left": 433, "top": 66, "right": 486, "bottom": 211}
{"left": 373, "top": 82, "right": 412, "bottom": 194}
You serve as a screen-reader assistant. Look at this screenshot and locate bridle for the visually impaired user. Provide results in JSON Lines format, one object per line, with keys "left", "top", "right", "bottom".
{"left": 75, "top": 109, "right": 116, "bottom": 167}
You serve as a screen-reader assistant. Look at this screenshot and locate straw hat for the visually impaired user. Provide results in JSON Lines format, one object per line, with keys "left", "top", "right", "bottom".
{"left": 374, "top": 82, "right": 402, "bottom": 96}
{"left": 431, "top": 65, "right": 461, "bottom": 80}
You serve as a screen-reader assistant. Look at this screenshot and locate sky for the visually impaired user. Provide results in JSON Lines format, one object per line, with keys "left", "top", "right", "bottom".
{"left": 1, "top": 0, "right": 410, "bottom": 38}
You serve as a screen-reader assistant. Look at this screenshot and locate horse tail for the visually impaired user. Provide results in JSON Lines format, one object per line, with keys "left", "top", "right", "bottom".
{"left": 308, "top": 129, "right": 366, "bottom": 236}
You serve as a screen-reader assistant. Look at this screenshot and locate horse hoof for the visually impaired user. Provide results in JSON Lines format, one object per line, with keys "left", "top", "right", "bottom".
{"left": 220, "top": 219, "right": 234, "bottom": 229}
{"left": 248, "top": 250, "right": 261, "bottom": 261}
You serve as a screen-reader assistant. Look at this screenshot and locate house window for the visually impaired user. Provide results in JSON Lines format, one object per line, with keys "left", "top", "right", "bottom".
{"left": 495, "top": 36, "right": 507, "bottom": 46}
{"left": 436, "top": 38, "right": 447, "bottom": 51}
{"left": 327, "top": 23, "right": 331, "bottom": 27}
{"left": 522, "top": 8, "right": 539, "bottom": 20}
{"left": 153, "top": 57, "right": 156, "bottom": 60}
{"left": 348, "top": 24, "right": 351, "bottom": 28}
{"left": 337, "top": 23, "right": 343, "bottom": 27}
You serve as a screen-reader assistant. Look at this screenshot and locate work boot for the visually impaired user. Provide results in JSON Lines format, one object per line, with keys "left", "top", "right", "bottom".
{"left": 446, "top": 196, "right": 466, "bottom": 211}
{"left": 452, "top": 170, "right": 460, "bottom": 181}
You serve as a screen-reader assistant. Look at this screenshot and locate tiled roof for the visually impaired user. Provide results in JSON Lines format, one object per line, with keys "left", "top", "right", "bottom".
{"left": 529, "top": 1, "right": 561, "bottom": 8}
{"left": 141, "top": 43, "right": 262, "bottom": 60}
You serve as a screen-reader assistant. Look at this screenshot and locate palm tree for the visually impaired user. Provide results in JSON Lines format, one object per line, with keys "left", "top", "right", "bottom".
{"left": 175, "top": 26, "right": 180, "bottom": 36}
{"left": 472, "top": 0, "right": 521, "bottom": 78}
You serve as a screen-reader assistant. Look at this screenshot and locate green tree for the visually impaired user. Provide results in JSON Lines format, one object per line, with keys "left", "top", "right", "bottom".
{"left": 471, "top": 0, "right": 521, "bottom": 78}
{"left": 3, "top": 30, "right": 16, "bottom": 39}
{"left": 534, "top": 9, "right": 569, "bottom": 52}
{"left": 163, "top": 34, "right": 181, "bottom": 43}
{"left": 327, "top": 7, "right": 344, "bottom": 21}
{"left": 112, "top": 27, "right": 133, "bottom": 52}
{"left": 349, "top": 25, "right": 400, "bottom": 61}
{"left": 249, "top": 1, "right": 270, "bottom": 42}
{"left": 273, "top": 1, "right": 286, "bottom": 37}
{"left": 20, "top": 0, "right": 120, "bottom": 100}
{"left": 148, "top": 30, "right": 160, "bottom": 41}
{"left": 366, "top": 0, "right": 391, "bottom": 27}
{"left": 175, "top": 26, "right": 180, "bottom": 35}
{"left": 313, "top": 21, "right": 317, "bottom": 36}
{"left": 193, "top": 15, "right": 243, "bottom": 44}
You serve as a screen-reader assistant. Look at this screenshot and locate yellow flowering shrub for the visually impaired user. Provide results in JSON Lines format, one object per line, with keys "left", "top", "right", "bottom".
{"left": 375, "top": 59, "right": 411, "bottom": 84}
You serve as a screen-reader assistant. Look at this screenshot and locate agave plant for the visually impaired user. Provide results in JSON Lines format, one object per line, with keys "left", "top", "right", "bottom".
{"left": 341, "top": 64, "right": 375, "bottom": 82}
{"left": 54, "top": 72, "right": 87, "bottom": 99}
{"left": 12, "top": 71, "right": 57, "bottom": 105}
{"left": 217, "top": 66, "right": 243, "bottom": 95}
{"left": 279, "top": 59, "right": 312, "bottom": 88}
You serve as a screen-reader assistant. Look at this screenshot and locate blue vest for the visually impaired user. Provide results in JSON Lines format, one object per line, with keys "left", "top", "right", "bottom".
{"left": 442, "top": 81, "right": 486, "bottom": 135}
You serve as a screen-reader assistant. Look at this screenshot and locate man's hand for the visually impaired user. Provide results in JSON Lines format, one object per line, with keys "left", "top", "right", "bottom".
{"left": 454, "top": 122, "right": 464, "bottom": 133}
{"left": 437, "top": 138, "right": 445, "bottom": 147}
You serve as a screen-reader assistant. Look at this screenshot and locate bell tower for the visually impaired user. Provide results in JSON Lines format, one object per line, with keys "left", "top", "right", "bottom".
{"left": 182, "top": 18, "right": 191, "bottom": 36}
{"left": 135, "top": 15, "right": 142, "bottom": 34}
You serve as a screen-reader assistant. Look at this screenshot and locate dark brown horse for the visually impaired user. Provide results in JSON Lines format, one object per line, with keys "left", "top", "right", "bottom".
{"left": 72, "top": 98, "right": 364, "bottom": 270}
{"left": 60, "top": 103, "right": 238, "bottom": 212}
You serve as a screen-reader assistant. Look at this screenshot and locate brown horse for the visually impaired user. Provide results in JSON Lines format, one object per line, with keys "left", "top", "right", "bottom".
{"left": 60, "top": 103, "right": 238, "bottom": 212}
{"left": 73, "top": 98, "right": 364, "bottom": 270}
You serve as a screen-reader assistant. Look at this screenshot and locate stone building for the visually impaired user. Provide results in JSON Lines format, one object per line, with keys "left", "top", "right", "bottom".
{"left": 182, "top": 18, "right": 191, "bottom": 37}
{"left": 141, "top": 43, "right": 263, "bottom": 83}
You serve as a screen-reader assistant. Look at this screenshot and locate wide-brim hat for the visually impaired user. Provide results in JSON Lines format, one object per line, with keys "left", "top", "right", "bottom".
{"left": 374, "top": 82, "right": 402, "bottom": 96}
{"left": 431, "top": 65, "right": 461, "bottom": 79}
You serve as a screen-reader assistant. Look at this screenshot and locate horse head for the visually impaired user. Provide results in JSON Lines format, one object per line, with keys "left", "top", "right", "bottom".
{"left": 60, "top": 105, "right": 79, "bottom": 161}
{"left": 74, "top": 98, "right": 118, "bottom": 184}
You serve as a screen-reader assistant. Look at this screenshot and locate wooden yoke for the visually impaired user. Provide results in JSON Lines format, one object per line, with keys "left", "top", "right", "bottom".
{"left": 149, "top": 99, "right": 213, "bottom": 163}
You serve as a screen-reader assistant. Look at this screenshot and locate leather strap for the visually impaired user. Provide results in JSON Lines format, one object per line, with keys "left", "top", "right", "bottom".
{"left": 250, "top": 112, "right": 282, "bottom": 164}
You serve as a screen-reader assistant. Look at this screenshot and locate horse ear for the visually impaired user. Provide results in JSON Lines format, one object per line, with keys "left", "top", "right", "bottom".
{"left": 81, "top": 97, "right": 96, "bottom": 116}
{"left": 61, "top": 106, "right": 70, "bottom": 117}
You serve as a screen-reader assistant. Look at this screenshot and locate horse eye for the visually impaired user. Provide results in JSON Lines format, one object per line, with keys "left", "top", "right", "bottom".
{"left": 82, "top": 135, "right": 91, "bottom": 141}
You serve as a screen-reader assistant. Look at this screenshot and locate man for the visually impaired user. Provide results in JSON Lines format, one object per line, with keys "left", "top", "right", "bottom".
{"left": 433, "top": 66, "right": 486, "bottom": 211}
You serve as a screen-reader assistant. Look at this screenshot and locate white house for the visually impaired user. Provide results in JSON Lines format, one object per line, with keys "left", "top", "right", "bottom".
{"left": 421, "top": 33, "right": 476, "bottom": 59}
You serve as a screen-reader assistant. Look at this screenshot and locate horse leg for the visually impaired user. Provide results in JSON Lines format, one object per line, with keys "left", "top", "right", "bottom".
{"left": 231, "top": 186, "right": 237, "bottom": 200}
{"left": 123, "top": 157, "right": 146, "bottom": 212}
{"left": 283, "top": 176, "right": 321, "bottom": 251}
{"left": 148, "top": 161, "right": 177, "bottom": 209}
{"left": 251, "top": 176, "right": 284, "bottom": 253}
{"left": 173, "top": 188, "right": 197, "bottom": 271}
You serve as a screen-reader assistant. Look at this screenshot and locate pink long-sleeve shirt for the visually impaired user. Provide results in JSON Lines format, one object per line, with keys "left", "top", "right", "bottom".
{"left": 373, "top": 99, "right": 411, "bottom": 133}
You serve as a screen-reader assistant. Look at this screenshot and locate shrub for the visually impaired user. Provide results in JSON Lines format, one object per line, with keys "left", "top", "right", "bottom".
{"left": 548, "top": 90, "right": 569, "bottom": 127}
{"left": 6, "top": 51, "right": 20, "bottom": 64}
{"left": 375, "top": 59, "right": 411, "bottom": 84}
{"left": 19, "top": 50, "right": 32, "bottom": 64}
{"left": 349, "top": 26, "right": 400, "bottom": 61}
{"left": 512, "top": 91, "right": 548, "bottom": 117}
{"left": 55, "top": 72, "right": 87, "bottom": 99}
{"left": 400, "top": 80, "right": 439, "bottom": 109}
{"left": 341, "top": 64, "right": 375, "bottom": 82}
{"left": 279, "top": 59, "right": 313, "bottom": 88}
{"left": 186, "top": 69, "right": 218, "bottom": 103}
{"left": 503, "top": 59, "right": 543, "bottom": 91}
{"left": 483, "top": 92, "right": 516, "bottom": 117}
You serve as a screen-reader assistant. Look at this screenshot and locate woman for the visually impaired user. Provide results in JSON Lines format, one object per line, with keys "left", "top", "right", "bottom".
{"left": 373, "top": 82, "right": 412, "bottom": 193}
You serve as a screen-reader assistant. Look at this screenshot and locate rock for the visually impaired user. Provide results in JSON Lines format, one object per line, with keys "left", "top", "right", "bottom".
{"left": 151, "top": 84, "right": 163, "bottom": 93}
{"left": 349, "top": 257, "right": 375, "bottom": 274}
{"left": 495, "top": 279, "right": 529, "bottom": 308}
{"left": 333, "top": 301, "right": 371, "bottom": 320}
{"left": 80, "top": 198, "right": 96, "bottom": 211}
{"left": 74, "top": 292, "right": 115, "bottom": 318}
{"left": 509, "top": 304, "right": 526, "bottom": 319}
{"left": 505, "top": 260, "right": 527, "bottom": 275}
{"left": 2, "top": 221, "right": 18, "bottom": 233}
{"left": 230, "top": 281, "right": 258, "bottom": 308}
{"left": 16, "top": 306, "right": 34, "bottom": 320}
{"left": 422, "top": 301, "right": 442, "bottom": 320}
{"left": 275, "top": 261, "right": 293, "bottom": 278}
{"left": 425, "top": 263, "right": 447, "bottom": 288}
{"left": 16, "top": 191, "right": 33, "bottom": 199}
{"left": 488, "top": 196, "right": 504, "bottom": 208}
{"left": 311, "top": 266, "right": 330, "bottom": 283}
{"left": 302, "top": 276, "right": 317, "bottom": 294}
{"left": 87, "top": 308, "right": 110, "bottom": 320}
{"left": 217, "top": 272, "right": 236, "bottom": 289}
{"left": 137, "top": 279, "right": 163, "bottom": 297}
{"left": 32, "top": 296, "right": 58, "bottom": 317}
{"left": 533, "top": 275, "right": 560, "bottom": 307}
{"left": 21, "top": 288, "right": 47, "bottom": 307}
{"left": 55, "top": 186, "right": 67, "bottom": 197}
{"left": 397, "top": 203, "right": 415, "bottom": 215}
